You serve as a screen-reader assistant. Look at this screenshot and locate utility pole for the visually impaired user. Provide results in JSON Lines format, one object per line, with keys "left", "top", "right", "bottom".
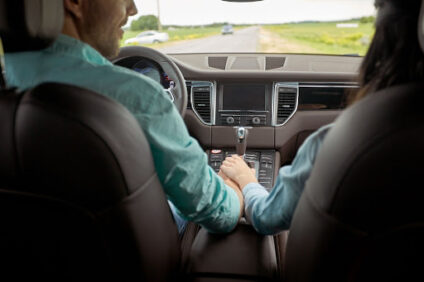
{"left": 157, "top": 0, "right": 162, "bottom": 31}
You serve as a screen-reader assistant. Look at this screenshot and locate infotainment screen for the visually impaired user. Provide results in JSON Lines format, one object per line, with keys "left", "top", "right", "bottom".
{"left": 223, "top": 84, "right": 266, "bottom": 111}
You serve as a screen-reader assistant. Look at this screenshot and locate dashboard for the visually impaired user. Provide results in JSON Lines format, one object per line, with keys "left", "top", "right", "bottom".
{"left": 185, "top": 79, "right": 358, "bottom": 189}
{"left": 187, "top": 80, "right": 357, "bottom": 127}
{"left": 114, "top": 51, "right": 362, "bottom": 189}
{"left": 114, "top": 54, "right": 359, "bottom": 127}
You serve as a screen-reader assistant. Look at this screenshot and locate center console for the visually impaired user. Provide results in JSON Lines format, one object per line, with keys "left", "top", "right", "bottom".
{"left": 191, "top": 145, "right": 283, "bottom": 281}
{"left": 185, "top": 224, "right": 280, "bottom": 282}
{"left": 190, "top": 149, "right": 283, "bottom": 282}
{"left": 187, "top": 84, "right": 286, "bottom": 281}
{"left": 208, "top": 149, "right": 277, "bottom": 190}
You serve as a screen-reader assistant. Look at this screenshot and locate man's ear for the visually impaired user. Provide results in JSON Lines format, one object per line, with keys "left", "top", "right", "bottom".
{"left": 63, "top": 0, "right": 84, "bottom": 19}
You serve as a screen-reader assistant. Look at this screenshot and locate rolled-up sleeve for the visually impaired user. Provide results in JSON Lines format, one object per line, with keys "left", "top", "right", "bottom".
{"left": 116, "top": 77, "right": 240, "bottom": 233}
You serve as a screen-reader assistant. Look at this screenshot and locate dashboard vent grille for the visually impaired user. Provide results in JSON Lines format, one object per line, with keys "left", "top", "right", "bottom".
{"left": 208, "top": 57, "right": 228, "bottom": 70}
{"left": 266, "top": 57, "right": 286, "bottom": 70}
{"left": 277, "top": 86, "right": 298, "bottom": 125}
{"left": 186, "top": 81, "right": 192, "bottom": 109}
{"left": 192, "top": 86, "right": 211, "bottom": 123}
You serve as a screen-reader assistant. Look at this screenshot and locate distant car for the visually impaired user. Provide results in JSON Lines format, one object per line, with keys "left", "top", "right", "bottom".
{"left": 221, "top": 25, "right": 234, "bottom": 35}
{"left": 125, "top": 30, "right": 169, "bottom": 45}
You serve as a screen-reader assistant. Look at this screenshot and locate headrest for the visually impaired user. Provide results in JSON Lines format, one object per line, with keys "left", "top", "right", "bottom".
{"left": 419, "top": 0, "right": 424, "bottom": 52}
{"left": 0, "top": 0, "right": 63, "bottom": 52}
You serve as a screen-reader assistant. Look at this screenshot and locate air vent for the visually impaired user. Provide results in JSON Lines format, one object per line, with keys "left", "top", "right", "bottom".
{"left": 208, "top": 57, "right": 228, "bottom": 70}
{"left": 186, "top": 81, "right": 192, "bottom": 109}
{"left": 230, "top": 57, "right": 260, "bottom": 70}
{"left": 266, "top": 57, "right": 286, "bottom": 70}
{"left": 276, "top": 86, "right": 298, "bottom": 125}
{"left": 192, "top": 86, "right": 212, "bottom": 124}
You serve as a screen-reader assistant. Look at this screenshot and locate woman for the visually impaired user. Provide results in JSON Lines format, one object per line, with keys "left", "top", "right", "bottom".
{"left": 220, "top": 0, "right": 424, "bottom": 235}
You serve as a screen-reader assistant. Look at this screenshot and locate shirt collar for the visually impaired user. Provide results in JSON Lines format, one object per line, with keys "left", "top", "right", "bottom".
{"left": 46, "top": 34, "right": 113, "bottom": 66}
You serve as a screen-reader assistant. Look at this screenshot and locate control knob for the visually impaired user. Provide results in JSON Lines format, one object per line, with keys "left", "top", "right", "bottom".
{"left": 252, "top": 117, "right": 261, "bottom": 125}
{"left": 226, "top": 116, "right": 235, "bottom": 124}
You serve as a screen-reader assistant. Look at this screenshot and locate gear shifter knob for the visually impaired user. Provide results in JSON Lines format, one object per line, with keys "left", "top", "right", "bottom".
{"left": 236, "top": 127, "right": 248, "bottom": 156}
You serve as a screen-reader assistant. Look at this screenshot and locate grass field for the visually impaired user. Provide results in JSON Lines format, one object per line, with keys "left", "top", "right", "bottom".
{"left": 121, "top": 22, "right": 375, "bottom": 55}
{"left": 120, "top": 26, "right": 222, "bottom": 48}
{"left": 261, "top": 22, "right": 375, "bottom": 55}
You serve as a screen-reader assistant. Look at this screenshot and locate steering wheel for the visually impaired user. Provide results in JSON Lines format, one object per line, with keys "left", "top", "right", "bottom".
{"left": 112, "top": 46, "right": 187, "bottom": 117}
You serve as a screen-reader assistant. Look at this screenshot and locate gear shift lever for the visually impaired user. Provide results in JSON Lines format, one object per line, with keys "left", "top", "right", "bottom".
{"left": 235, "top": 127, "right": 255, "bottom": 169}
{"left": 236, "top": 127, "right": 248, "bottom": 156}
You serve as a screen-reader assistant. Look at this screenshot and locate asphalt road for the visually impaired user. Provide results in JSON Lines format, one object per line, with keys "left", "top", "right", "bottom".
{"left": 158, "top": 26, "right": 260, "bottom": 53}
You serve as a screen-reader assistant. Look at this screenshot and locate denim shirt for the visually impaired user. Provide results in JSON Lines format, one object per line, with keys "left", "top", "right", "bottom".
{"left": 5, "top": 34, "right": 240, "bottom": 233}
{"left": 243, "top": 124, "right": 333, "bottom": 235}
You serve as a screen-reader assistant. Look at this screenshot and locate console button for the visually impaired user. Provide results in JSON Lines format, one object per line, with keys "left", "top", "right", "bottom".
{"left": 226, "top": 116, "right": 235, "bottom": 124}
{"left": 252, "top": 117, "right": 261, "bottom": 125}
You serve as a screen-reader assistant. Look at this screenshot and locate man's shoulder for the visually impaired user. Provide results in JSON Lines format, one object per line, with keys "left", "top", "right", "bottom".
{"left": 92, "top": 63, "right": 163, "bottom": 93}
{"left": 81, "top": 63, "right": 173, "bottom": 116}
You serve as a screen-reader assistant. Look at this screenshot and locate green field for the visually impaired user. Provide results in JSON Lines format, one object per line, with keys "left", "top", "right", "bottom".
{"left": 121, "top": 23, "right": 375, "bottom": 55}
{"left": 120, "top": 26, "right": 222, "bottom": 47}
{"left": 262, "top": 22, "right": 375, "bottom": 55}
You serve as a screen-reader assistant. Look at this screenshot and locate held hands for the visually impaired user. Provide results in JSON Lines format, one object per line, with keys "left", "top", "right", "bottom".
{"left": 218, "top": 168, "right": 245, "bottom": 218}
{"left": 218, "top": 169, "right": 239, "bottom": 190}
{"left": 220, "top": 155, "right": 258, "bottom": 190}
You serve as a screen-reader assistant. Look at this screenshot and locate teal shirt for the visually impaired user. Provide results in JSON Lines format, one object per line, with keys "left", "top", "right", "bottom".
{"left": 243, "top": 124, "right": 332, "bottom": 235}
{"left": 5, "top": 34, "right": 240, "bottom": 233}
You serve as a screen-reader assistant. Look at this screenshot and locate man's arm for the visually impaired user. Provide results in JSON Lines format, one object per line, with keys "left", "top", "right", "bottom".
{"left": 115, "top": 78, "right": 242, "bottom": 233}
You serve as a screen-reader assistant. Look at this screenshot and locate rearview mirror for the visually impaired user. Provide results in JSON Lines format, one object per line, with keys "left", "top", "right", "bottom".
{"left": 221, "top": 0, "right": 263, "bottom": 2}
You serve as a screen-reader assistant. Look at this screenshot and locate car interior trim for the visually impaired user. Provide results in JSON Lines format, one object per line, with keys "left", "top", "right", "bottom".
{"left": 188, "top": 80, "right": 216, "bottom": 126}
{"left": 272, "top": 82, "right": 300, "bottom": 126}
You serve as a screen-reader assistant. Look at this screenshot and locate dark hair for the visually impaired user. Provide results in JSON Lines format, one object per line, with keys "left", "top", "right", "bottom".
{"left": 351, "top": 0, "right": 424, "bottom": 104}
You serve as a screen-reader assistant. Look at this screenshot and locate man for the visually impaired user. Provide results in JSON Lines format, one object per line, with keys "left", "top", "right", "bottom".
{"left": 4, "top": 0, "right": 243, "bottom": 233}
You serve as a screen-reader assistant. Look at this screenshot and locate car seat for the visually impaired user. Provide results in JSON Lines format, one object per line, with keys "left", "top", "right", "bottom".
{"left": 0, "top": 1, "right": 181, "bottom": 281}
{"left": 284, "top": 1, "right": 424, "bottom": 281}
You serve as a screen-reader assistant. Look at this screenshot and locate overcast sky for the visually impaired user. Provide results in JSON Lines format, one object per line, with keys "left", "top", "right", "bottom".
{"left": 129, "top": 0, "right": 376, "bottom": 26}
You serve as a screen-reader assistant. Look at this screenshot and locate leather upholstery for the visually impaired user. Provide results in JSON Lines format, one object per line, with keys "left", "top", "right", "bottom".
{"left": 419, "top": 0, "right": 424, "bottom": 52}
{"left": 284, "top": 83, "right": 424, "bottom": 282}
{"left": 0, "top": 83, "right": 181, "bottom": 281}
{"left": 186, "top": 224, "right": 278, "bottom": 281}
{"left": 0, "top": 0, "right": 63, "bottom": 52}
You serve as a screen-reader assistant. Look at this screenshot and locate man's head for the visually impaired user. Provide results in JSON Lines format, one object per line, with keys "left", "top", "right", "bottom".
{"left": 63, "top": 0, "right": 138, "bottom": 58}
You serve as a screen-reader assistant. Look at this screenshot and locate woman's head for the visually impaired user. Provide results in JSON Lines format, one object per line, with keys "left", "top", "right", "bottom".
{"left": 352, "top": 0, "right": 424, "bottom": 103}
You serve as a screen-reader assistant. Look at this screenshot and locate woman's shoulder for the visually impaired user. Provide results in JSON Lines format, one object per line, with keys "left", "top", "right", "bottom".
{"left": 304, "top": 123, "right": 334, "bottom": 147}
{"left": 297, "top": 123, "right": 334, "bottom": 161}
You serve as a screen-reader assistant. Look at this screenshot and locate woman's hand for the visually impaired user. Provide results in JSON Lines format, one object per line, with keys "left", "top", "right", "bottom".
{"left": 220, "top": 155, "right": 258, "bottom": 190}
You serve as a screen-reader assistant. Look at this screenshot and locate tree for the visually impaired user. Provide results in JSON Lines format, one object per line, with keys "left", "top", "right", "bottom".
{"left": 360, "top": 16, "right": 376, "bottom": 24}
{"left": 130, "top": 15, "right": 159, "bottom": 31}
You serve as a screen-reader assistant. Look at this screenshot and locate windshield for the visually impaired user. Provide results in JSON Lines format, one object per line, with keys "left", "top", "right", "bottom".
{"left": 122, "top": 0, "right": 376, "bottom": 56}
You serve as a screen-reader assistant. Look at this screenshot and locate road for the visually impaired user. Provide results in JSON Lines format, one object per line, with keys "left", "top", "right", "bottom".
{"left": 158, "top": 26, "right": 260, "bottom": 53}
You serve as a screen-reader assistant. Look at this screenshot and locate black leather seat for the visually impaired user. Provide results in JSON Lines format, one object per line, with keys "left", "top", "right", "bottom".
{"left": 284, "top": 1, "right": 424, "bottom": 279}
{"left": 0, "top": 1, "right": 180, "bottom": 281}
{"left": 284, "top": 83, "right": 424, "bottom": 282}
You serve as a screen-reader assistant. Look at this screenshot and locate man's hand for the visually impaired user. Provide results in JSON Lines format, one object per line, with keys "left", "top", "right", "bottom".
{"left": 218, "top": 169, "right": 244, "bottom": 219}
{"left": 218, "top": 169, "right": 239, "bottom": 190}
{"left": 220, "top": 155, "right": 258, "bottom": 190}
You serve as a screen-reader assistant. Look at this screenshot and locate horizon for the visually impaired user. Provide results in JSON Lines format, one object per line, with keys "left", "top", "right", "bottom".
{"left": 127, "top": 0, "right": 376, "bottom": 27}
{"left": 126, "top": 16, "right": 375, "bottom": 29}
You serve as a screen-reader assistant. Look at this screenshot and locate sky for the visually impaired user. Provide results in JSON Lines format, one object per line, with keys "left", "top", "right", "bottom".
{"left": 129, "top": 0, "right": 376, "bottom": 26}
